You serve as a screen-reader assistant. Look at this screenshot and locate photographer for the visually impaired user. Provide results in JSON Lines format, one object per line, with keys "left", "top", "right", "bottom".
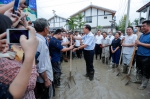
{"left": 0, "top": 25, "right": 38, "bottom": 99}
{"left": 0, "top": 9, "right": 38, "bottom": 99}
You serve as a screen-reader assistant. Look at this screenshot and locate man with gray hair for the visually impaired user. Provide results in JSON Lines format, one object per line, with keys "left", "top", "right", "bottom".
{"left": 34, "top": 18, "right": 54, "bottom": 99}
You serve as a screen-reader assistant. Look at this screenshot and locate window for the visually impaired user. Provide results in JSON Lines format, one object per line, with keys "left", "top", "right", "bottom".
{"left": 86, "top": 16, "right": 92, "bottom": 23}
{"left": 104, "top": 16, "right": 107, "bottom": 19}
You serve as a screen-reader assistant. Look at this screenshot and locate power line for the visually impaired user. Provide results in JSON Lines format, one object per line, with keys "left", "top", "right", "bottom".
{"left": 40, "top": 0, "right": 90, "bottom": 8}
{"left": 141, "top": 0, "right": 145, "bottom": 5}
{"left": 119, "top": 0, "right": 127, "bottom": 19}
{"left": 37, "top": 0, "right": 56, "bottom": 3}
{"left": 116, "top": 0, "right": 124, "bottom": 16}
{"left": 37, "top": 6, "right": 52, "bottom": 17}
{"left": 37, "top": 0, "right": 64, "bottom": 4}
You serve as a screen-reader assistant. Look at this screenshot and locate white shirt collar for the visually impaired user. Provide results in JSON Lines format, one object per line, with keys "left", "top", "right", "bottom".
{"left": 36, "top": 33, "right": 46, "bottom": 41}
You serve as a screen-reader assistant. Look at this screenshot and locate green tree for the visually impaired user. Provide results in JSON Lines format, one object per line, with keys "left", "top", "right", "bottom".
{"left": 132, "top": 18, "right": 139, "bottom": 26}
{"left": 65, "top": 16, "right": 78, "bottom": 31}
{"left": 76, "top": 13, "right": 86, "bottom": 33}
{"left": 118, "top": 14, "right": 131, "bottom": 33}
{"left": 96, "top": 25, "right": 103, "bottom": 31}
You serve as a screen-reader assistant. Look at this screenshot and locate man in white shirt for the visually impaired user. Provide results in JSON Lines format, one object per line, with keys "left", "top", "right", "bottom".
{"left": 34, "top": 18, "right": 54, "bottom": 98}
{"left": 95, "top": 30, "right": 103, "bottom": 60}
{"left": 101, "top": 32, "right": 110, "bottom": 64}
{"left": 74, "top": 31, "right": 82, "bottom": 58}
{"left": 119, "top": 31, "right": 125, "bottom": 40}
{"left": 107, "top": 31, "right": 114, "bottom": 60}
{"left": 62, "top": 32, "right": 69, "bottom": 62}
{"left": 122, "top": 26, "right": 137, "bottom": 74}
{"left": 62, "top": 32, "right": 69, "bottom": 48}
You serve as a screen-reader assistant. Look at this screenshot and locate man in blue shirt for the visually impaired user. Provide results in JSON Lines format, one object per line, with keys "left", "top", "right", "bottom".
{"left": 49, "top": 29, "right": 74, "bottom": 87}
{"left": 73, "top": 24, "right": 95, "bottom": 81}
{"left": 135, "top": 20, "right": 150, "bottom": 90}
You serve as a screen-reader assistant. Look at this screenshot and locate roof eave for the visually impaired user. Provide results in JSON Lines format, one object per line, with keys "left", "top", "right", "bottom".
{"left": 48, "top": 15, "right": 67, "bottom": 21}
{"left": 70, "top": 5, "right": 116, "bottom": 17}
{"left": 136, "top": 2, "right": 150, "bottom": 12}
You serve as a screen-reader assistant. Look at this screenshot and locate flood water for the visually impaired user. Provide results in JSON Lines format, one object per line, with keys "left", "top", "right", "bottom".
{"left": 52, "top": 57, "right": 150, "bottom": 99}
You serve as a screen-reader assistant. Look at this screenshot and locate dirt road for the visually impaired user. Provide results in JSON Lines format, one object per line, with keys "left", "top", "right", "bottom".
{"left": 52, "top": 58, "right": 150, "bottom": 99}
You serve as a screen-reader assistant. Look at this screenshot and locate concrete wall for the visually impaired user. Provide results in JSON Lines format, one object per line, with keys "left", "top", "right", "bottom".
{"left": 74, "top": 7, "right": 113, "bottom": 28}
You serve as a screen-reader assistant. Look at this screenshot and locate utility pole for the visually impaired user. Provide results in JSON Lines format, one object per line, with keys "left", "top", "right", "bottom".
{"left": 125, "top": 0, "right": 131, "bottom": 34}
{"left": 109, "top": 16, "right": 116, "bottom": 33}
{"left": 52, "top": 10, "right": 56, "bottom": 30}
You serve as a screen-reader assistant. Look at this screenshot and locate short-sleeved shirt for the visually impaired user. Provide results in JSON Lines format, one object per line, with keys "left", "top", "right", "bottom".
{"left": 111, "top": 38, "right": 121, "bottom": 48}
{"left": 75, "top": 35, "right": 81, "bottom": 46}
{"left": 62, "top": 37, "right": 69, "bottom": 48}
{"left": 101, "top": 37, "right": 110, "bottom": 51}
{"left": 82, "top": 32, "right": 95, "bottom": 50}
{"left": 120, "top": 35, "right": 125, "bottom": 40}
{"left": 106, "top": 35, "right": 115, "bottom": 45}
{"left": 36, "top": 33, "right": 53, "bottom": 82}
{"left": 0, "top": 83, "right": 13, "bottom": 99}
{"left": 49, "top": 37, "right": 63, "bottom": 62}
{"left": 95, "top": 35, "right": 103, "bottom": 44}
{"left": 137, "top": 32, "right": 150, "bottom": 56}
{"left": 122, "top": 34, "right": 137, "bottom": 54}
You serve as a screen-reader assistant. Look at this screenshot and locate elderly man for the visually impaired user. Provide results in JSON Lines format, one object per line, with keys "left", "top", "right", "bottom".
{"left": 34, "top": 18, "right": 54, "bottom": 99}
{"left": 101, "top": 32, "right": 110, "bottom": 64}
{"left": 135, "top": 20, "right": 150, "bottom": 90}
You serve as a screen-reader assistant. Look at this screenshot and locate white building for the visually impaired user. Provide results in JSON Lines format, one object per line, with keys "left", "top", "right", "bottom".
{"left": 48, "top": 15, "right": 69, "bottom": 31}
{"left": 137, "top": 2, "right": 150, "bottom": 25}
{"left": 70, "top": 4, "right": 116, "bottom": 33}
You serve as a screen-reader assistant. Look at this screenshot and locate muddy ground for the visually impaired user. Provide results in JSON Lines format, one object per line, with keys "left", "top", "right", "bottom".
{"left": 52, "top": 57, "right": 150, "bottom": 99}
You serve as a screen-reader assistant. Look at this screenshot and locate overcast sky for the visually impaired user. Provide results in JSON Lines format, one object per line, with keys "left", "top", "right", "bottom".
{"left": 36, "top": 0, "right": 149, "bottom": 24}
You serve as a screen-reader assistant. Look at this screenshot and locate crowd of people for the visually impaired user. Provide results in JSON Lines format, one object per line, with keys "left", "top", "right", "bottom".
{"left": 0, "top": 0, "right": 150, "bottom": 99}
{"left": 93, "top": 24, "right": 150, "bottom": 90}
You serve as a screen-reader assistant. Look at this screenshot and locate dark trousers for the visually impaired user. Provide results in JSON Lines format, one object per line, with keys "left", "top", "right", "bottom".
{"left": 95, "top": 44, "right": 102, "bottom": 59}
{"left": 52, "top": 62, "right": 61, "bottom": 85}
{"left": 112, "top": 48, "right": 121, "bottom": 64}
{"left": 84, "top": 50, "right": 95, "bottom": 74}
{"left": 75, "top": 46, "right": 81, "bottom": 58}
{"left": 60, "top": 52, "right": 63, "bottom": 62}
{"left": 109, "top": 46, "right": 112, "bottom": 60}
{"left": 136, "top": 55, "right": 150, "bottom": 79}
{"left": 34, "top": 82, "right": 55, "bottom": 99}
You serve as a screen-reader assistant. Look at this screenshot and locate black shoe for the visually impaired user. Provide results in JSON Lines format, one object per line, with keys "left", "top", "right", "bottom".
{"left": 89, "top": 71, "right": 94, "bottom": 81}
{"left": 96, "top": 56, "right": 97, "bottom": 60}
{"left": 84, "top": 74, "right": 89, "bottom": 77}
{"left": 55, "top": 79, "right": 60, "bottom": 87}
{"left": 89, "top": 76, "right": 93, "bottom": 81}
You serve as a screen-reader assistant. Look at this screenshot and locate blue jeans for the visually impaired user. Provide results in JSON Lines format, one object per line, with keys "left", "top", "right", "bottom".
{"left": 112, "top": 48, "right": 120, "bottom": 64}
